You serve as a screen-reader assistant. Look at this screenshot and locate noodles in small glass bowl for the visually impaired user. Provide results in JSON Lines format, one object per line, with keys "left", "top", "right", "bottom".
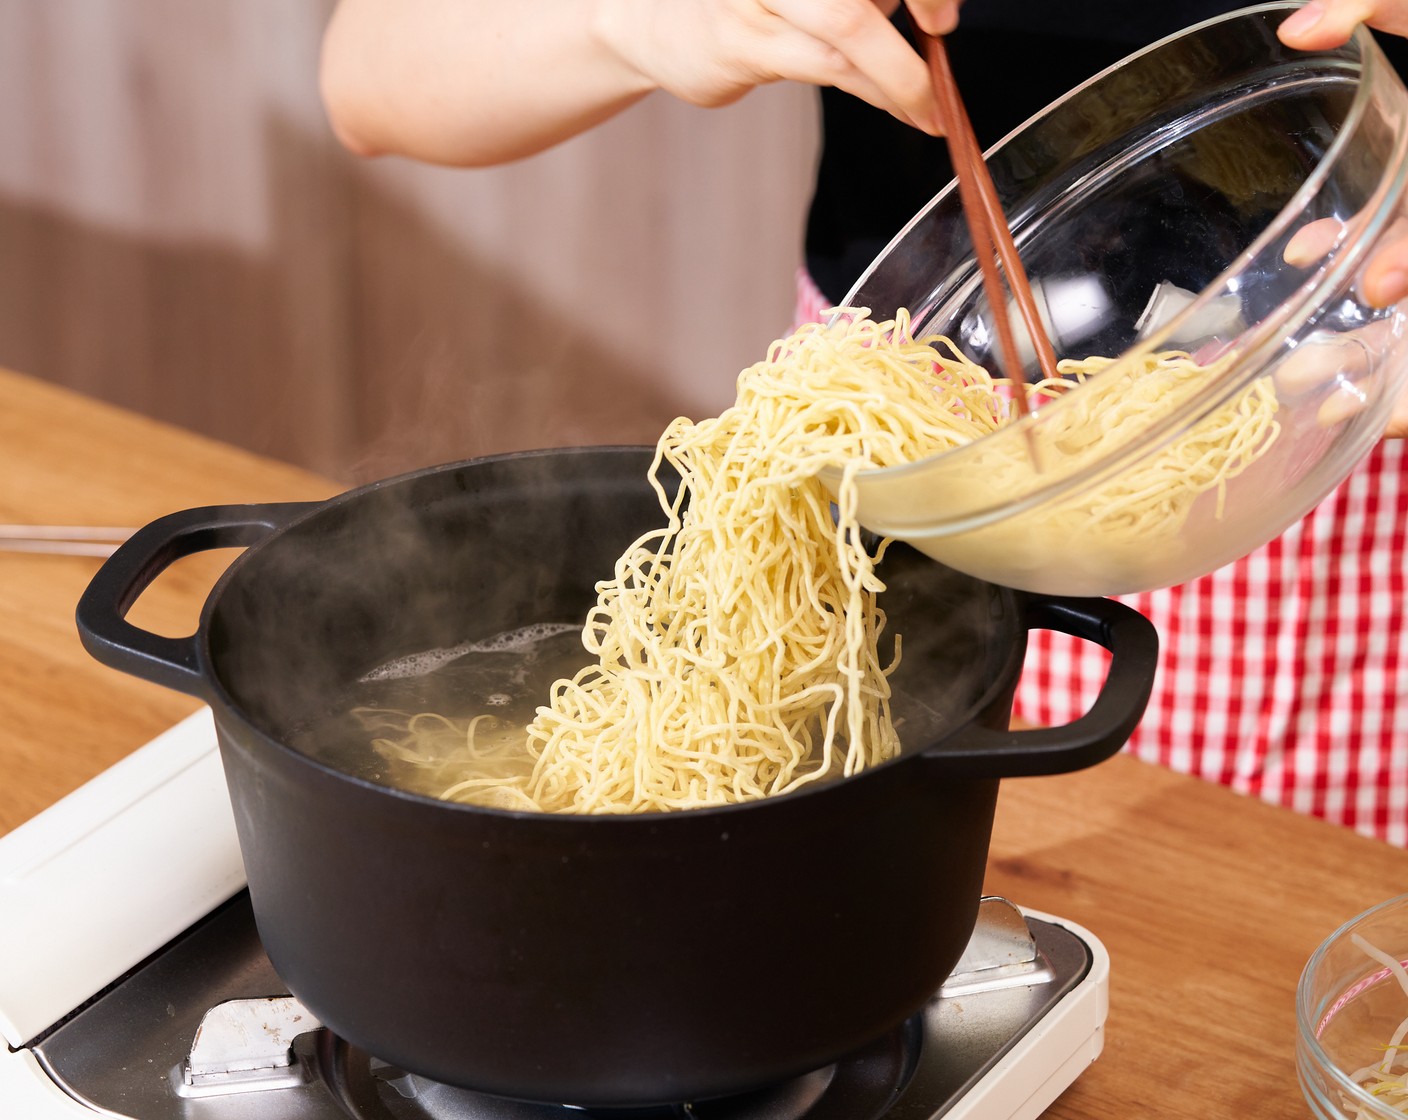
{"left": 1299, "top": 894, "right": 1408, "bottom": 1119}
{"left": 837, "top": 3, "right": 1408, "bottom": 596}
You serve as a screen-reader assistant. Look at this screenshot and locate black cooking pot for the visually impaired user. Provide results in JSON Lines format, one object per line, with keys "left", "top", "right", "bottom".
{"left": 77, "top": 447, "right": 1156, "bottom": 1108}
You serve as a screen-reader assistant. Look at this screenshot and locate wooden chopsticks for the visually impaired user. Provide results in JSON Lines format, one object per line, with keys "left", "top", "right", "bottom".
{"left": 910, "top": 19, "right": 1060, "bottom": 440}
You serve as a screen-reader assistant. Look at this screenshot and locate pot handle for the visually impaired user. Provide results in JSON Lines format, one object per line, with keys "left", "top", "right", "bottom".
{"left": 921, "top": 595, "right": 1159, "bottom": 778}
{"left": 75, "top": 502, "right": 319, "bottom": 699}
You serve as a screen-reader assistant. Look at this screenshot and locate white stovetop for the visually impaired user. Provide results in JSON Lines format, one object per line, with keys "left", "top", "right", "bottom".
{"left": 0, "top": 709, "right": 244, "bottom": 1048}
{"left": 0, "top": 712, "right": 1108, "bottom": 1120}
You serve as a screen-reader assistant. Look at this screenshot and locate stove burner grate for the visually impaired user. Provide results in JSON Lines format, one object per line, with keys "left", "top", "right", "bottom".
{"left": 25, "top": 894, "right": 1094, "bottom": 1120}
{"left": 317, "top": 1016, "right": 917, "bottom": 1120}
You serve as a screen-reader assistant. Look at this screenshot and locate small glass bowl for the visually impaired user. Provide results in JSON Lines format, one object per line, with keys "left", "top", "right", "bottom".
{"left": 841, "top": 3, "right": 1408, "bottom": 596}
{"left": 1299, "top": 894, "right": 1408, "bottom": 1119}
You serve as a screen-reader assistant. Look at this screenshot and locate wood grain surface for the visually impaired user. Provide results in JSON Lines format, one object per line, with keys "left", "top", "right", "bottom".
{"left": 0, "top": 367, "right": 334, "bottom": 830}
{"left": 3, "top": 368, "right": 1403, "bottom": 1118}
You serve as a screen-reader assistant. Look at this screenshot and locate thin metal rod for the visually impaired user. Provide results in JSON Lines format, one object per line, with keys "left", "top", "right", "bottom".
{"left": 0, "top": 525, "right": 135, "bottom": 539}
{"left": 0, "top": 525, "right": 132, "bottom": 557}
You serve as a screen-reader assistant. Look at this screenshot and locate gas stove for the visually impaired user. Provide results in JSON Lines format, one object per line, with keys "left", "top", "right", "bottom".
{"left": 1, "top": 711, "right": 1108, "bottom": 1120}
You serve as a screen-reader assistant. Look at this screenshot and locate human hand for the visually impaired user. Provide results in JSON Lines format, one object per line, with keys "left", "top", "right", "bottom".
{"left": 595, "top": 0, "right": 961, "bottom": 134}
{"left": 322, "top": 0, "right": 962, "bottom": 166}
{"left": 1279, "top": 0, "right": 1408, "bottom": 308}
{"left": 1277, "top": 0, "right": 1408, "bottom": 45}
{"left": 1272, "top": 323, "right": 1408, "bottom": 437}
{"left": 1275, "top": 1, "right": 1408, "bottom": 436}
{"left": 1278, "top": 214, "right": 1408, "bottom": 438}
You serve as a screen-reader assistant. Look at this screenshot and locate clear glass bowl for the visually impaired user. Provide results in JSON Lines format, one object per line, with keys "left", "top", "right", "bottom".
{"left": 841, "top": 2, "right": 1408, "bottom": 596}
{"left": 1299, "top": 894, "right": 1408, "bottom": 1119}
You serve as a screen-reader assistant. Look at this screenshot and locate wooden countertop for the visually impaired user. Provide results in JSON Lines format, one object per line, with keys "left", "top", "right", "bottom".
{"left": 0, "top": 368, "right": 335, "bottom": 828}
{"left": 3, "top": 367, "right": 1403, "bottom": 1118}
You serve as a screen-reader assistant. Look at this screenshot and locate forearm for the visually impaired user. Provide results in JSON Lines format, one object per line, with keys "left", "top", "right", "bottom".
{"left": 322, "top": 0, "right": 960, "bottom": 168}
{"left": 320, "top": 0, "right": 653, "bottom": 166}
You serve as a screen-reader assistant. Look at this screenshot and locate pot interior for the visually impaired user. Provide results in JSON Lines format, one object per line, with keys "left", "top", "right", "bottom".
{"left": 203, "top": 447, "right": 1023, "bottom": 797}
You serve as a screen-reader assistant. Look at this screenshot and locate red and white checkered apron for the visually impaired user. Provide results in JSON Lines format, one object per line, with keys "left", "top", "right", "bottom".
{"left": 796, "top": 268, "right": 1408, "bottom": 846}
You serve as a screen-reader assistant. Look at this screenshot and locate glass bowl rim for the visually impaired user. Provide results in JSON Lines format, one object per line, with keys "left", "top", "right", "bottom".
{"left": 1297, "top": 891, "right": 1408, "bottom": 1115}
{"left": 834, "top": 2, "right": 1408, "bottom": 527}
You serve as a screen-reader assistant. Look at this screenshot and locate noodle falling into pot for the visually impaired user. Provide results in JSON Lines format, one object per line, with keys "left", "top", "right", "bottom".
{"left": 362, "top": 309, "right": 1278, "bottom": 814}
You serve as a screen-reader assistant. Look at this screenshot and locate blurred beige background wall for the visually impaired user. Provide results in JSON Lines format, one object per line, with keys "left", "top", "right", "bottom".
{"left": 0, "top": 1, "right": 820, "bottom": 482}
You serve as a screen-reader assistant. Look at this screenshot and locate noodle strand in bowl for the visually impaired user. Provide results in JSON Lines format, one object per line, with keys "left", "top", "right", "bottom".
{"left": 1043, "top": 349, "right": 1280, "bottom": 528}
{"left": 362, "top": 310, "right": 1278, "bottom": 814}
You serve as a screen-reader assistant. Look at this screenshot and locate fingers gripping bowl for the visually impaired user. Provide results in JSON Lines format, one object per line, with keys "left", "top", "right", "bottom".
{"left": 841, "top": 3, "right": 1408, "bottom": 596}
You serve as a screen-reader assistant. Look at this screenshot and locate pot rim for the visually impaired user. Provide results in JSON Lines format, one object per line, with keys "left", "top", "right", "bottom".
{"left": 193, "top": 446, "right": 1025, "bottom": 823}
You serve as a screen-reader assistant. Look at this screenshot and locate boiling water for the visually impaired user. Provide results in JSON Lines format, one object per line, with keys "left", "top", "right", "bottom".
{"left": 289, "top": 623, "right": 586, "bottom": 799}
{"left": 289, "top": 571, "right": 994, "bottom": 810}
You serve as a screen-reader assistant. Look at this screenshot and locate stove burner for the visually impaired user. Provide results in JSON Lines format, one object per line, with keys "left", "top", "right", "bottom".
{"left": 317, "top": 1017, "right": 918, "bottom": 1120}
{"left": 25, "top": 894, "right": 1094, "bottom": 1120}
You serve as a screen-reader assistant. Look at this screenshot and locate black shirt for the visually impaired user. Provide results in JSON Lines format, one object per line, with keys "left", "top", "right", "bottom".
{"left": 804, "top": 2, "right": 1408, "bottom": 300}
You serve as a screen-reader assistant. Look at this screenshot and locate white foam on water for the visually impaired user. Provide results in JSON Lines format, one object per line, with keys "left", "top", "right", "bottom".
{"left": 361, "top": 622, "right": 582, "bottom": 682}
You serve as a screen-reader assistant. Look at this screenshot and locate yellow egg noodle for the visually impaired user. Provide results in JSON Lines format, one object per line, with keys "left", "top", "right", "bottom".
{"left": 1041, "top": 348, "right": 1280, "bottom": 527}
{"left": 365, "top": 310, "right": 1280, "bottom": 814}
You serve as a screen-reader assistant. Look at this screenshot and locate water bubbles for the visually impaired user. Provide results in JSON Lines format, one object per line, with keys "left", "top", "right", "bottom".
{"left": 361, "top": 622, "right": 581, "bottom": 682}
